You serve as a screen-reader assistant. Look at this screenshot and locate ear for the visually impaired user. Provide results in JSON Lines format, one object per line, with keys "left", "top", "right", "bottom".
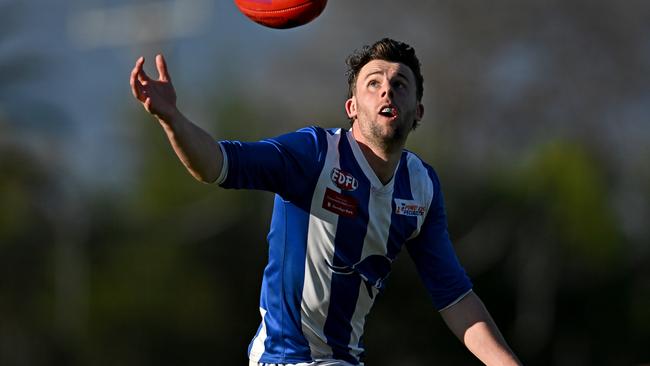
{"left": 345, "top": 97, "right": 357, "bottom": 119}
{"left": 416, "top": 103, "right": 424, "bottom": 121}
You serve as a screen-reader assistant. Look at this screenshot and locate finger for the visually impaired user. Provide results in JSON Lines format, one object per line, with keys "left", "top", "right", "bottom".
{"left": 156, "top": 54, "right": 172, "bottom": 82}
{"left": 130, "top": 57, "right": 142, "bottom": 84}
{"left": 131, "top": 75, "right": 148, "bottom": 103}
{"left": 132, "top": 56, "right": 145, "bottom": 78}
{"left": 137, "top": 68, "right": 150, "bottom": 84}
{"left": 130, "top": 75, "right": 140, "bottom": 100}
{"left": 130, "top": 78, "right": 141, "bottom": 100}
{"left": 134, "top": 56, "right": 152, "bottom": 84}
{"left": 130, "top": 58, "right": 145, "bottom": 99}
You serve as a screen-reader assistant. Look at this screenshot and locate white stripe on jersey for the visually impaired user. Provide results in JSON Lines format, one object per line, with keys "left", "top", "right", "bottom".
{"left": 405, "top": 153, "right": 434, "bottom": 240}
{"left": 249, "top": 307, "right": 269, "bottom": 362}
{"left": 300, "top": 129, "right": 343, "bottom": 358}
{"left": 346, "top": 132, "right": 395, "bottom": 357}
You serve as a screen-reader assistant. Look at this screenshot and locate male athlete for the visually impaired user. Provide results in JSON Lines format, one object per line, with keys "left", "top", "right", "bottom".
{"left": 130, "top": 38, "right": 521, "bottom": 366}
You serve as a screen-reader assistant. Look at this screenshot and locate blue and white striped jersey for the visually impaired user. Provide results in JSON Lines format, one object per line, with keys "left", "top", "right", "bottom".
{"left": 218, "top": 126, "right": 472, "bottom": 365}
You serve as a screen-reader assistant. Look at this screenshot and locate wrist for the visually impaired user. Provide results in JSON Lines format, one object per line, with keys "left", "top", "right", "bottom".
{"left": 157, "top": 107, "right": 184, "bottom": 129}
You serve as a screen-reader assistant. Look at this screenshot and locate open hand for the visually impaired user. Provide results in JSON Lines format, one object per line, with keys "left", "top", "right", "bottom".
{"left": 130, "top": 54, "right": 178, "bottom": 120}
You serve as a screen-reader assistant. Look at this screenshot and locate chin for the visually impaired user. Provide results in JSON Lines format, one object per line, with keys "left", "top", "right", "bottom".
{"left": 386, "top": 120, "right": 410, "bottom": 138}
{"left": 377, "top": 127, "right": 407, "bottom": 147}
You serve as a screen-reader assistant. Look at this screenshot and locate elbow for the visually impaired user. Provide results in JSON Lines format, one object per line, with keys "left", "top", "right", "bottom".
{"left": 193, "top": 170, "right": 218, "bottom": 184}
{"left": 183, "top": 151, "right": 222, "bottom": 184}
{"left": 187, "top": 165, "right": 219, "bottom": 184}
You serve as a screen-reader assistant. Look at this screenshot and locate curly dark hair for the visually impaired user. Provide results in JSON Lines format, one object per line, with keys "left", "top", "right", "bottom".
{"left": 345, "top": 38, "right": 424, "bottom": 102}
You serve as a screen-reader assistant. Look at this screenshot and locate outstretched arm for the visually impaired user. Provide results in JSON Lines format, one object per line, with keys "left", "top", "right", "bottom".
{"left": 440, "top": 291, "right": 522, "bottom": 365}
{"left": 130, "top": 54, "right": 222, "bottom": 183}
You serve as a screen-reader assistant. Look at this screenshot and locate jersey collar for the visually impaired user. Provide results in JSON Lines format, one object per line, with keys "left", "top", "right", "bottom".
{"left": 345, "top": 129, "right": 400, "bottom": 195}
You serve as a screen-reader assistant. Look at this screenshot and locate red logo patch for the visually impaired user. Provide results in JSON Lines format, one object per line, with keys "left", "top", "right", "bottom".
{"left": 330, "top": 168, "right": 359, "bottom": 191}
{"left": 322, "top": 188, "right": 357, "bottom": 217}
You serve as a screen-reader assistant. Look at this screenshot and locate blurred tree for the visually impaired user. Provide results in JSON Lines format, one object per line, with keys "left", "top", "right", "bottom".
{"left": 0, "top": 132, "right": 64, "bottom": 366}
{"left": 0, "top": 3, "right": 87, "bottom": 365}
{"left": 439, "top": 139, "right": 640, "bottom": 365}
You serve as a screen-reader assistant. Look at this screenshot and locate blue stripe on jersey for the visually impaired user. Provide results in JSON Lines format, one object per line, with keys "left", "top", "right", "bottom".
{"left": 386, "top": 152, "right": 416, "bottom": 260}
{"left": 322, "top": 133, "right": 370, "bottom": 365}
{"left": 255, "top": 195, "right": 313, "bottom": 362}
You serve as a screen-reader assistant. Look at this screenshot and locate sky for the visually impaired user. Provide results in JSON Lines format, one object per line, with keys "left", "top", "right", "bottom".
{"left": 4, "top": 0, "right": 334, "bottom": 188}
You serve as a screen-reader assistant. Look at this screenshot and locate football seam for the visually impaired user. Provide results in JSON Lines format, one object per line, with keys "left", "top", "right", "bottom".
{"left": 240, "top": 2, "right": 316, "bottom": 15}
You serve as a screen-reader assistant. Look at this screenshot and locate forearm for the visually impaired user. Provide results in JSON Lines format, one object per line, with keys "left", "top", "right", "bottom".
{"left": 157, "top": 110, "right": 222, "bottom": 183}
{"left": 130, "top": 54, "right": 223, "bottom": 183}
{"left": 441, "top": 291, "right": 521, "bottom": 365}
{"left": 461, "top": 315, "right": 520, "bottom": 365}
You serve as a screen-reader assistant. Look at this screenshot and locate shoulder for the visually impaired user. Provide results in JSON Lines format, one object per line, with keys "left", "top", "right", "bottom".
{"left": 262, "top": 125, "right": 343, "bottom": 164}
{"left": 265, "top": 125, "right": 326, "bottom": 151}
{"left": 269, "top": 125, "right": 339, "bottom": 146}
{"left": 403, "top": 149, "right": 442, "bottom": 192}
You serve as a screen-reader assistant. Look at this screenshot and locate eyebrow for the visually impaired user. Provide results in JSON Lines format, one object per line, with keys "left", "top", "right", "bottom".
{"left": 363, "top": 70, "right": 411, "bottom": 83}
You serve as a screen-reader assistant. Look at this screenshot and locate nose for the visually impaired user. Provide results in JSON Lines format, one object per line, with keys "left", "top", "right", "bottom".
{"left": 381, "top": 82, "right": 394, "bottom": 99}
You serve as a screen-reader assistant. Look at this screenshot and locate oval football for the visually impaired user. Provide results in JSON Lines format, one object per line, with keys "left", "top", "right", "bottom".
{"left": 234, "top": 0, "right": 327, "bottom": 29}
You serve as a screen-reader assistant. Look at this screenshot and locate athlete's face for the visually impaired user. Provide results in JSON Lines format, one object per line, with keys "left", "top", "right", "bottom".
{"left": 346, "top": 60, "right": 423, "bottom": 151}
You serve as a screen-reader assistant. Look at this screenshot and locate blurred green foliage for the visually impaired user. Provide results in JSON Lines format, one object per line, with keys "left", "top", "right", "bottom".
{"left": 513, "top": 141, "right": 621, "bottom": 268}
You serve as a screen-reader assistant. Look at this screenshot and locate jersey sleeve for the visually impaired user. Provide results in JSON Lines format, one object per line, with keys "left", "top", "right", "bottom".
{"left": 217, "top": 126, "right": 328, "bottom": 202}
{"left": 405, "top": 169, "right": 473, "bottom": 311}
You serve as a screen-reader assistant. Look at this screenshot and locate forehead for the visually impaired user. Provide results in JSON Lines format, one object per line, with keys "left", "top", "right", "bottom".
{"left": 358, "top": 59, "right": 415, "bottom": 81}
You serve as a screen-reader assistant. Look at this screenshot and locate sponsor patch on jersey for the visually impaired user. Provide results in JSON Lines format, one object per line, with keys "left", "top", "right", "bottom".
{"left": 394, "top": 199, "right": 426, "bottom": 217}
{"left": 330, "top": 167, "right": 359, "bottom": 191}
{"left": 323, "top": 188, "right": 357, "bottom": 217}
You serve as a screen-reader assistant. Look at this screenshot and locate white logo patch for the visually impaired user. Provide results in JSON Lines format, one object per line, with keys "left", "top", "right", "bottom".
{"left": 330, "top": 167, "right": 359, "bottom": 191}
{"left": 394, "top": 199, "right": 426, "bottom": 217}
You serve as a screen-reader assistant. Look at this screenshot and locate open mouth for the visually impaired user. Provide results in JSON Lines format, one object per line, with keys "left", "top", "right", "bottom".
{"left": 378, "top": 105, "right": 398, "bottom": 118}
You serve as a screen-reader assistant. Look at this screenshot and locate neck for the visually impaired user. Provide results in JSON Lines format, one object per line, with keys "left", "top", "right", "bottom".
{"left": 351, "top": 126, "right": 404, "bottom": 185}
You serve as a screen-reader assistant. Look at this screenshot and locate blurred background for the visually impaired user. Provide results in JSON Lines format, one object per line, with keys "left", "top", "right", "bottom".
{"left": 1, "top": 0, "right": 649, "bottom": 365}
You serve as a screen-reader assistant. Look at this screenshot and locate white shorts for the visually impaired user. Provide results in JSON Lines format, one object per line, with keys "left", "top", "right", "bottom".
{"left": 249, "top": 360, "right": 356, "bottom": 366}
{"left": 249, "top": 363, "right": 315, "bottom": 366}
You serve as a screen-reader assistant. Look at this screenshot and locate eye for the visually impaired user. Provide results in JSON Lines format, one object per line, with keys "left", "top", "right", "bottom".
{"left": 368, "top": 79, "right": 380, "bottom": 89}
{"left": 392, "top": 80, "right": 407, "bottom": 90}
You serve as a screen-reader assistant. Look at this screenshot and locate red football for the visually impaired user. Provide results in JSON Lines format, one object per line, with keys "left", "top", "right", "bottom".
{"left": 234, "top": 0, "right": 327, "bottom": 29}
